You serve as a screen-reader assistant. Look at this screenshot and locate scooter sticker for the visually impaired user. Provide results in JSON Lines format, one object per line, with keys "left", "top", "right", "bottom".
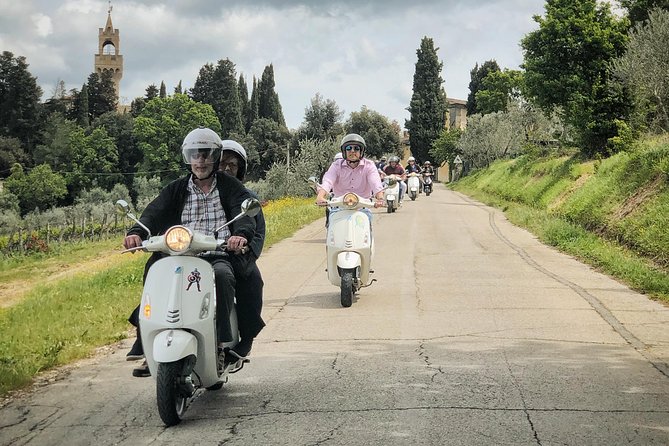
{"left": 355, "top": 215, "right": 365, "bottom": 228}
{"left": 186, "top": 268, "right": 202, "bottom": 292}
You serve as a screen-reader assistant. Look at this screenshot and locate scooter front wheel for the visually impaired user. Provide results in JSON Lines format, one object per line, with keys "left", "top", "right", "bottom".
{"left": 156, "top": 360, "right": 189, "bottom": 426}
{"left": 340, "top": 271, "right": 354, "bottom": 307}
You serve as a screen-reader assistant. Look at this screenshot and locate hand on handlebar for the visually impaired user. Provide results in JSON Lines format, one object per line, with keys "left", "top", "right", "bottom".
{"left": 123, "top": 234, "right": 143, "bottom": 253}
{"left": 226, "top": 235, "right": 248, "bottom": 254}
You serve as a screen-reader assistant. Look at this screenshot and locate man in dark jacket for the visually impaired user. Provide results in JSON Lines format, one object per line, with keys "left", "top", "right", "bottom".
{"left": 124, "top": 127, "right": 256, "bottom": 375}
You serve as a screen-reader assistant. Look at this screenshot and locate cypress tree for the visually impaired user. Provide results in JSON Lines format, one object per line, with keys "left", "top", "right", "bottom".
{"left": 191, "top": 63, "right": 216, "bottom": 104}
{"left": 174, "top": 80, "right": 183, "bottom": 94}
{"left": 159, "top": 81, "right": 167, "bottom": 99}
{"left": 405, "top": 37, "right": 448, "bottom": 163}
{"left": 76, "top": 84, "right": 90, "bottom": 127}
{"left": 238, "top": 74, "right": 250, "bottom": 133}
{"left": 213, "top": 59, "right": 243, "bottom": 137}
{"left": 145, "top": 84, "right": 159, "bottom": 100}
{"left": 248, "top": 76, "right": 260, "bottom": 132}
{"left": 86, "top": 71, "right": 117, "bottom": 120}
{"left": 258, "top": 64, "right": 286, "bottom": 126}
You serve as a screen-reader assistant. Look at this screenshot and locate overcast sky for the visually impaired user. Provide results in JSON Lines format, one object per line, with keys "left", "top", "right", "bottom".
{"left": 0, "top": 0, "right": 546, "bottom": 130}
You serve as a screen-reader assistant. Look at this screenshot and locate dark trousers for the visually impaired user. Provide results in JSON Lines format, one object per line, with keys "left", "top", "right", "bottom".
{"left": 235, "top": 263, "right": 265, "bottom": 340}
{"left": 210, "top": 257, "right": 236, "bottom": 343}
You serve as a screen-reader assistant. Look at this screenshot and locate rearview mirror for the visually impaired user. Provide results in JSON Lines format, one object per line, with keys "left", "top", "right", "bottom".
{"left": 240, "top": 198, "right": 261, "bottom": 218}
{"left": 115, "top": 199, "right": 130, "bottom": 216}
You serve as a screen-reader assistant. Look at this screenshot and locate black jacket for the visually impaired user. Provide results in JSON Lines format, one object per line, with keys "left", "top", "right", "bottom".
{"left": 128, "top": 172, "right": 256, "bottom": 245}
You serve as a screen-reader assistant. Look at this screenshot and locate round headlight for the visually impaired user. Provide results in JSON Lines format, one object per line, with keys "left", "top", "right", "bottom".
{"left": 165, "top": 226, "right": 192, "bottom": 253}
{"left": 343, "top": 193, "right": 359, "bottom": 208}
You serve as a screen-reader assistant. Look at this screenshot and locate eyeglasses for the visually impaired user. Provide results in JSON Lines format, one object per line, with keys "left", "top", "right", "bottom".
{"left": 220, "top": 160, "right": 239, "bottom": 169}
{"left": 344, "top": 145, "right": 362, "bottom": 152}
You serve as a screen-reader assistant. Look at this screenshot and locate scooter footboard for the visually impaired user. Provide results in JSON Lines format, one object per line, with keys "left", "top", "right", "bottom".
{"left": 153, "top": 330, "right": 198, "bottom": 363}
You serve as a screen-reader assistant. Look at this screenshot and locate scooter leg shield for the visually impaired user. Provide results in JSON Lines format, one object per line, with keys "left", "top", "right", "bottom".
{"left": 153, "top": 330, "right": 198, "bottom": 363}
{"left": 337, "top": 251, "right": 362, "bottom": 270}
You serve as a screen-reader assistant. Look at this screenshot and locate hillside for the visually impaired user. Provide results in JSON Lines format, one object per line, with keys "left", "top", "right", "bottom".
{"left": 450, "top": 136, "right": 669, "bottom": 302}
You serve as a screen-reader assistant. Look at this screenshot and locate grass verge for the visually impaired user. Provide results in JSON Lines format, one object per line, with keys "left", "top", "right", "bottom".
{"left": 0, "top": 196, "right": 323, "bottom": 396}
{"left": 450, "top": 153, "right": 669, "bottom": 303}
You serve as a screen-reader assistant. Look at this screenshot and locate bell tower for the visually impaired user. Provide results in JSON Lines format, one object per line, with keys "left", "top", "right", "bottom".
{"left": 94, "top": 2, "right": 123, "bottom": 101}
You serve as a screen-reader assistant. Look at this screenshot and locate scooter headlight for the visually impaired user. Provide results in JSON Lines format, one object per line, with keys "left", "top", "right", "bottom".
{"left": 342, "top": 193, "right": 359, "bottom": 209}
{"left": 165, "top": 226, "right": 192, "bottom": 253}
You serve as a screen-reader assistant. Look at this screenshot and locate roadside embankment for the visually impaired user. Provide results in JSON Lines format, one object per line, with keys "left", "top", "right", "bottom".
{"left": 450, "top": 136, "right": 669, "bottom": 303}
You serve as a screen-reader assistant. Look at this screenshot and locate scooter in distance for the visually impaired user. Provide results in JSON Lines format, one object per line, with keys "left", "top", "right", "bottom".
{"left": 423, "top": 172, "right": 434, "bottom": 196}
{"left": 407, "top": 172, "right": 421, "bottom": 201}
{"left": 116, "top": 198, "right": 261, "bottom": 426}
{"left": 383, "top": 174, "right": 402, "bottom": 213}
{"left": 309, "top": 177, "right": 376, "bottom": 307}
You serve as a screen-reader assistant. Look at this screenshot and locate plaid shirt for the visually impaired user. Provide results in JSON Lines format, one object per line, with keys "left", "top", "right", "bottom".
{"left": 181, "top": 176, "right": 231, "bottom": 240}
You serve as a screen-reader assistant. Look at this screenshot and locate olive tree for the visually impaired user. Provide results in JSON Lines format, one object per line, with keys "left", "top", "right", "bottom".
{"left": 613, "top": 8, "right": 669, "bottom": 132}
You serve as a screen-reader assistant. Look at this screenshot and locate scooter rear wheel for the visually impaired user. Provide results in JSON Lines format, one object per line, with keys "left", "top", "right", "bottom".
{"left": 340, "top": 271, "right": 354, "bottom": 307}
{"left": 156, "top": 360, "right": 189, "bottom": 426}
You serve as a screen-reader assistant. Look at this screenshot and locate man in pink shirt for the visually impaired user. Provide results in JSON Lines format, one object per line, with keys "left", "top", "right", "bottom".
{"left": 316, "top": 134, "right": 385, "bottom": 211}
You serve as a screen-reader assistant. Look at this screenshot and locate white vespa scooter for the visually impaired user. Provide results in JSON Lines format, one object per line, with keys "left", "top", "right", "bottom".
{"left": 116, "top": 198, "right": 261, "bottom": 426}
{"left": 383, "top": 174, "right": 402, "bottom": 213}
{"left": 310, "top": 178, "right": 376, "bottom": 307}
{"left": 423, "top": 172, "right": 434, "bottom": 196}
{"left": 407, "top": 172, "right": 421, "bottom": 201}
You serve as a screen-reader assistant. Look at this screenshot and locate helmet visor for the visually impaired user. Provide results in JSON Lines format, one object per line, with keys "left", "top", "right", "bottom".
{"left": 183, "top": 147, "right": 221, "bottom": 165}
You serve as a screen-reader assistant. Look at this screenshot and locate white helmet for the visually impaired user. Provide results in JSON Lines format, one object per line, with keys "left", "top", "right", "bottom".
{"left": 408, "top": 156, "right": 415, "bottom": 162}
{"left": 220, "top": 139, "right": 248, "bottom": 181}
{"left": 340, "top": 133, "right": 367, "bottom": 158}
{"left": 181, "top": 127, "right": 222, "bottom": 165}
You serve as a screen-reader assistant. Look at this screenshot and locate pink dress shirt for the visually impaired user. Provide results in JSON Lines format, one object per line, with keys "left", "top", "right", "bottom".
{"left": 320, "top": 158, "right": 384, "bottom": 198}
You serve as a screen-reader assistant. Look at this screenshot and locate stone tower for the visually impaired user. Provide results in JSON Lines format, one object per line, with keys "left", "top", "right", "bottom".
{"left": 94, "top": 3, "right": 123, "bottom": 101}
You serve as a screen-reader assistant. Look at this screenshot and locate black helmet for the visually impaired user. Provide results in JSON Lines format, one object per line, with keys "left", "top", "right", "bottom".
{"left": 340, "top": 133, "right": 366, "bottom": 159}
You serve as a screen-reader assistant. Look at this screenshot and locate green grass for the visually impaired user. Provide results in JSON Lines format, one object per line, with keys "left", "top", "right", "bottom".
{"left": 452, "top": 137, "right": 669, "bottom": 303}
{"left": 0, "top": 238, "right": 122, "bottom": 277}
{"left": 0, "top": 196, "right": 323, "bottom": 396}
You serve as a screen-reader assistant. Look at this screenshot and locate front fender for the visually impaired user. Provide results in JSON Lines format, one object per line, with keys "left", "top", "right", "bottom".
{"left": 153, "top": 330, "right": 198, "bottom": 363}
{"left": 337, "top": 251, "right": 361, "bottom": 270}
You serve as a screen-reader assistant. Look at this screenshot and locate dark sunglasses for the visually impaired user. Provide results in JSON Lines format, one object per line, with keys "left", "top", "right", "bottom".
{"left": 344, "top": 145, "right": 362, "bottom": 152}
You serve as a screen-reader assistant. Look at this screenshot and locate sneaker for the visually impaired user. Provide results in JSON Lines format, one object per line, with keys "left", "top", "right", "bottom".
{"left": 126, "top": 337, "right": 144, "bottom": 361}
{"left": 132, "top": 360, "right": 151, "bottom": 378}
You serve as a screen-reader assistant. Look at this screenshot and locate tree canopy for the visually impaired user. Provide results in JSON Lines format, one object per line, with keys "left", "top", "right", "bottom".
{"left": 475, "top": 69, "right": 523, "bottom": 115}
{"left": 5, "top": 163, "right": 67, "bottom": 214}
{"left": 621, "top": 0, "right": 669, "bottom": 26}
{"left": 133, "top": 94, "right": 221, "bottom": 184}
{"left": 295, "top": 93, "right": 344, "bottom": 143}
{"left": 0, "top": 51, "right": 43, "bottom": 159}
{"left": 521, "top": 0, "right": 630, "bottom": 155}
{"left": 346, "top": 107, "right": 401, "bottom": 160}
{"left": 613, "top": 7, "right": 669, "bottom": 132}
{"left": 466, "top": 60, "right": 500, "bottom": 116}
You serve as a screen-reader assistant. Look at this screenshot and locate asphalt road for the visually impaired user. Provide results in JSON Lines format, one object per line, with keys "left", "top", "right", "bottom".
{"left": 1, "top": 185, "right": 668, "bottom": 445}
